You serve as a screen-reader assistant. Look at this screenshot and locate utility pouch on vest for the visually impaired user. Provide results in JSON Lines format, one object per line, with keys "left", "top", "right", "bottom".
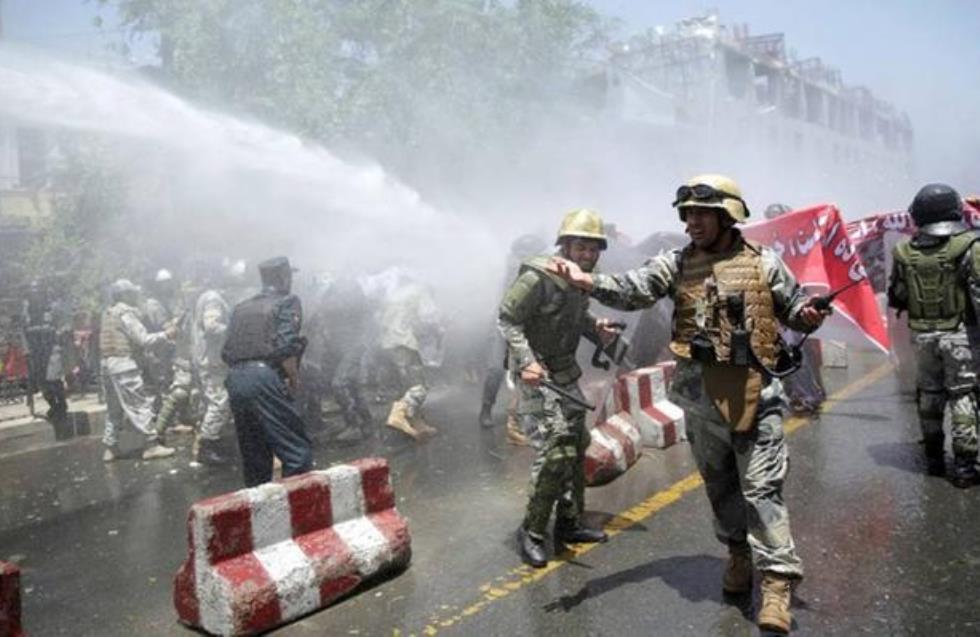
{"left": 690, "top": 331, "right": 716, "bottom": 364}
{"left": 726, "top": 293, "right": 750, "bottom": 367}
{"left": 730, "top": 328, "right": 750, "bottom": 367}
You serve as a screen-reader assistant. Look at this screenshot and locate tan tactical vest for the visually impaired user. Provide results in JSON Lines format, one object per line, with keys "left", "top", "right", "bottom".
{"left": 99, "top": 304, "right": 133, "bottom": 358}
{"left": 671, "top": 241, "right": 779, "bottom": 367}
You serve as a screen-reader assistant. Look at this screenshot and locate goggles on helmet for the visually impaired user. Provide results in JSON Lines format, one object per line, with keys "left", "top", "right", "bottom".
{"left": 672, "top": 183, "right": 748, "bottom": 211}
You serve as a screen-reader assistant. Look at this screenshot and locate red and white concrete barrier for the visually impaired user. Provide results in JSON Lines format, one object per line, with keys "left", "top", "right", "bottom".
{"left": 174, "top": 458, "right": 411, "bottom": 636}
{"left": 0, "top": 560, "right": 23, "bottom": 637}
{"left": 585, "top": 362, "right": 686, "bottom": 486}
{"left": 585, "top": 412, "right": 642, "bottom": 486}
{"left": 615, "top": 363, "right": 686, "bottom": 449}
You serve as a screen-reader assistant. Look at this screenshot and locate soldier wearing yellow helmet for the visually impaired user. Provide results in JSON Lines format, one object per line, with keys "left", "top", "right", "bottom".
{"left": 498, "top": 208, "right": 621, "bottom": 568}
{"left": 549, "top": 176, "right": 829, "bottom": 633}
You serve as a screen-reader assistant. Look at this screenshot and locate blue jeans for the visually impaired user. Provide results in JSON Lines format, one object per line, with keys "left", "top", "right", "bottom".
{"left": 226, "top": 362, "right": 313, "bottom": 487}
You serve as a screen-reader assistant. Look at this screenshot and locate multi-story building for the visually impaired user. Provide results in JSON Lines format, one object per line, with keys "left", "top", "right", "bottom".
{"left": 595, "top": 13, "right": 914, "bottom": 211}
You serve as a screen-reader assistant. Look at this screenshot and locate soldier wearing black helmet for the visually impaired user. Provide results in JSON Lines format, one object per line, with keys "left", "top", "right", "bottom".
{"left": 222, "top": 256, "right": 313, "bottom": 487}
{"left": 888, "top": 183, "right": 980, "bottom": 488}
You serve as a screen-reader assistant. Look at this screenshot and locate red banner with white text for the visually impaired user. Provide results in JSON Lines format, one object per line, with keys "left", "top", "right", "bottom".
{"left": 743, "top": 204, "right": 890, "bottom": 353}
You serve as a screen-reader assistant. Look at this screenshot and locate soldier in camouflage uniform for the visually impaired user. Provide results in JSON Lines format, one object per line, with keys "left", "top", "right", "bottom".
{"left": 190, "top": 285, "right": 232, "bottom": 465}
{"left": 888, "top": 183, "right": 980, "bottom": 488}
{"left": 479, "top": 233, "right": 548, "bottom": 446}
{"left": 380, "top": 270, "right": 443, "bottom": 442}
{"left": 101, "top": 279, "right": 178, "bottom": 461}
{"left": 551, "top": 176, "right": 828, "bottom": 634}
{"left": 499, "top": 208, "right": 621, "bottom": 569}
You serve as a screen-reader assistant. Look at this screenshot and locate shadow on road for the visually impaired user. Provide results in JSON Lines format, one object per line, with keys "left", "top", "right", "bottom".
{"left": 866, "top": 440, "right": 934, "bottom": 476}
{"left": 541, "top": 553, "right": 741, "bottom": 613}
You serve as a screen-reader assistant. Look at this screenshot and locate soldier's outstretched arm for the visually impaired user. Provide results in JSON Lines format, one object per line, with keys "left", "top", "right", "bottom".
{"left": 121, "top": 310, "right": 171, "bottom": 348}
{"left": 550, "top": 251, "right": 678, "bottom": 311}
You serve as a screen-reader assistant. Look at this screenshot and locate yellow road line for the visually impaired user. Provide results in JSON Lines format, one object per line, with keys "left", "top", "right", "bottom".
{"left": 408, "top": 361, "right": 894, "bottom": 636}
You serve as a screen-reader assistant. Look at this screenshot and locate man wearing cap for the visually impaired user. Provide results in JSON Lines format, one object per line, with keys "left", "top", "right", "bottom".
{"left": 100, "top": 278, "right": 178, "bottom": 461}
{"left": 499, "top": 208, "right": 621, "bottom": 569}
{"left": 222, "top": 256, "right": 313, "bottom": 487}
{"left": 550, "top": 176, "right": 829, "bottom": 634}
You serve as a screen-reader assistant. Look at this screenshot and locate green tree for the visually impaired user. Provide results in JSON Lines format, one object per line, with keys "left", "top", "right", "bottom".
{"left": 100, "top": 0, "right": 614, "bottom": 176}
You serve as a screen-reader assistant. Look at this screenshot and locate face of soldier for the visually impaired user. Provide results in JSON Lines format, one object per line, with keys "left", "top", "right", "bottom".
{"left": 683, "top": 207, "right": 726, "bottom": 250}
{"left": 563, "top": 238, "right": 602, "bottom": 273}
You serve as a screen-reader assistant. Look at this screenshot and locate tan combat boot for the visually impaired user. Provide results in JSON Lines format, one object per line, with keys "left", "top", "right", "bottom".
{"left": 386, "top": 400, "right": 421, "bottom": 440}
{"left": 758, "top": 572, "right": 793, "bottom": 633}
{"left": 505, "top": 414, "right": 529, "bottom": 446}
{"left": 722, "top": 542, "right": 753, "bottom": 594}
{"left": 409, "top": 411, "right": 438, "bottom": 439}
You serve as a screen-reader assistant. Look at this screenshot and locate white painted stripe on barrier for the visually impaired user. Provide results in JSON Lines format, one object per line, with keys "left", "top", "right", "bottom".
{"left": 592, "top": 426, "right": 626, "bottom": 472}
{"left": 248, "top": 483, "right": 291, "bottom": 552}
{"left": 253, "top": 541, "right": 320, "bottom": 621}
{"left": 652, "top": 367, "right": 670, "bottom": 403}
{"left": 334, "top": 517, "right": 391, "bottom": 576}
{"left": 606, "top": 414, "right": 641, "bottom": 452}
{"left": 328, "top": 464, "right": 365, "bottom": 525}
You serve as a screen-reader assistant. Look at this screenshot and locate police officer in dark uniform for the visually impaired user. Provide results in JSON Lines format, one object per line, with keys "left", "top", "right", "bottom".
{"left": 222, "top": 257, "right": 313, "bottom": 487}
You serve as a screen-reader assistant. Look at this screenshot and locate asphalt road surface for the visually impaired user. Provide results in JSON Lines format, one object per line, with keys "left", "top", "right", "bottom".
{"left": 2, "top": 352, "right": 979, "bottom": 635}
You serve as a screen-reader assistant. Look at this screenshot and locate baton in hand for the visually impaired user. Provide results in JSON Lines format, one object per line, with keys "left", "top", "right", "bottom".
{"left": 539, "top": 378, "right": 596, "bottom": 411}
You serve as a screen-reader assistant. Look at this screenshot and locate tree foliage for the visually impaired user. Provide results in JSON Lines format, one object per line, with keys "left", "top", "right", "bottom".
{"left": 100, "top": 0, "right": 614, "bottom": 172}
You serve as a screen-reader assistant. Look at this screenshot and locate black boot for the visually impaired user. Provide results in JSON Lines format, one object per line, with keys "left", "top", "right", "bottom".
{"left": 951, "top": 456, "right": 979, "bottom": 488}
{"left": 923, "top": 434, "right": 946, "bottom": 476}
{"left": 478, "top": 402, "right": 494, "bottom": 428}
{"left": 554, "top": 520, "right": 608, "bottom": 545}
{"left": 517, "top": 527, "right": 548, "bottom": 568}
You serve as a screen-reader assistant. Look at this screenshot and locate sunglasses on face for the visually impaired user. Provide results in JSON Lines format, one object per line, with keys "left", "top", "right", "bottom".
{"left": 672, "top": 184, "right": 749, "bottom": 214}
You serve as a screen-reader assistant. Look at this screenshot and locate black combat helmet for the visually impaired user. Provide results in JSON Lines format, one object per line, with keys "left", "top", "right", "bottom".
{"left": 909, "top": 183, "right": 963, "bottom": 233}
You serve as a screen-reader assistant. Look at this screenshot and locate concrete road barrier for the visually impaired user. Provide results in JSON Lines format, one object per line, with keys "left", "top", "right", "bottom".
{"left": 0, "top": 560, "right": 23, "bottom": 637}
{"left": 585, "top": 362, "right": 686, "bottom": 486}
{"left": 585, "top": 413, "right": 642, "bottom": 486}
{"left": 617, "top": 363, "right": 686, "bottom": 449}
{"left": 174, "top": 458, "right": 411, "bottom": 636}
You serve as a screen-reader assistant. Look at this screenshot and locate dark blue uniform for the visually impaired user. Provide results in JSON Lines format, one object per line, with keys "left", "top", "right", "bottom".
{"left": 223, "top": 289, "right": 313, "bottom": 487}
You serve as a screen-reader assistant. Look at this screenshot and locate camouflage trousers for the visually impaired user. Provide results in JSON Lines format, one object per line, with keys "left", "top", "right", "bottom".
{"left": 383, "top": 346, "right": 428, "bottom": 417}
{"left": 156, "top": 362, "right": 194, "bottom": 433}
{"left": 913, "top": 330, "right": 978, "bottom": 459}
{"left": 670, "top": 359, "right": 803, "bottom": 579}
{"left": 198, "top": 367, "right": 230, "bottom": 441}
{"left": 102, "top": 367, "right": 159, "bottom": 448}
{"left": 517, "top": 376, "right": 590, "bottom": 538}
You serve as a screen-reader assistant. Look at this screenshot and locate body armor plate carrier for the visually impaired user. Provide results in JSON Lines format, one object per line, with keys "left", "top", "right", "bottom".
{"left": 893, "top": 231, "right": 977, "bottom": 332}
{"left": 671, "top": 241, "right": 779, "bottom": 368}
{"left": 99, "top": 304, "right": 133, "bottom": 359}
{"left": 222, "top": 295, "right": 280, "bottom": 365}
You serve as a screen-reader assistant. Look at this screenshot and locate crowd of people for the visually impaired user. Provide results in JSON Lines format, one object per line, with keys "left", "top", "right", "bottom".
{"left": 9, "top": 171, "right": 980, "bottom": 635}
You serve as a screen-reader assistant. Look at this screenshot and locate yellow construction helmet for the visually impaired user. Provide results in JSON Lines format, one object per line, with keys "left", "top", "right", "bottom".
{"left": 555, "top": 208, "right": 607, "bottom": 249}
{"left": 672, "top": 174, "right": 750, "bottom": 223}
